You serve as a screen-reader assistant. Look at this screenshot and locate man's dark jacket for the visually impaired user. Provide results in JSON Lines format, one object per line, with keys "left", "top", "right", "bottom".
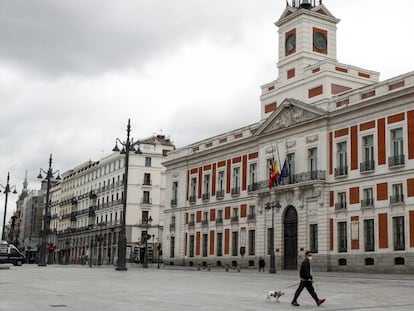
{"left": 299, "top": 258, "right": 312, "bottom": 281}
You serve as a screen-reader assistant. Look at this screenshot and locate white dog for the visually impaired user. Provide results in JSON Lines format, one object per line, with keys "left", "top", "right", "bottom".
{"left": 265, "top": 290, "right": 285, "bottom": 303}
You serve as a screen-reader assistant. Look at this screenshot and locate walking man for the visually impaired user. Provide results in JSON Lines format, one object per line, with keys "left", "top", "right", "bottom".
{"left": 258, "top": 257, "right": 265, "bottom": 272}
{"left": 291, "top": 251, "right": 325, "bottom": 307}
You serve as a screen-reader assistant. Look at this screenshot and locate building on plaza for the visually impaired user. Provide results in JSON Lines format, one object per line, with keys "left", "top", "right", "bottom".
{"left": 162, "top": 0, "right": 414, "bottom": 272}
{"left": 55, "top": 135, "right": 174, "bottom": 265}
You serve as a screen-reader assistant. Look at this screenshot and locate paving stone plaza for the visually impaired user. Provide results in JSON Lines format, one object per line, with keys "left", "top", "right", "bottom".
{"left": 1, "top": 264, "right": 414, "bottom": 311}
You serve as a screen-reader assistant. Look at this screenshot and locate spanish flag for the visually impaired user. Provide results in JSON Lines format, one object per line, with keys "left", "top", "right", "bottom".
{"left": 269, "top": 160, "right": 280, "bottom": 189}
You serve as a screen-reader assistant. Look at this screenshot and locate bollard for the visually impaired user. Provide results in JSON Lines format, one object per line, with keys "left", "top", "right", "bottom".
{"left": 197, "top": 263, "right": 201, "bottom": 271}
{"left": 225, "top": 264, "right": 229, "bottom": 272}
{"left": 237, "top": 265, "right": 241, "bottom": 272}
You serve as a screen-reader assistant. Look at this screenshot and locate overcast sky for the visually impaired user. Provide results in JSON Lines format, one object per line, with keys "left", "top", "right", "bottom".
{"left": 1, "top": 0, "right": 413, "bottom": 232}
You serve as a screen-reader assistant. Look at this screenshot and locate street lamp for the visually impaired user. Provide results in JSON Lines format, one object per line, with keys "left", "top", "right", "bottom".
{"left": 112, "top": 119, "right": 141, "bottom": 271}
{"left": 265, "top": 200, "right": 281, "bottom": 274}
{"left": 37, "top": 154, "right": 61, "bottom": 267}
{"left": 143, "top": 215, "right": 152, "bottom": 268}
{"left": 97, "top": 222, "right": 105, "bottom": 266}
{"left": 1, "top": 172, "right": 17, "bottom": 241}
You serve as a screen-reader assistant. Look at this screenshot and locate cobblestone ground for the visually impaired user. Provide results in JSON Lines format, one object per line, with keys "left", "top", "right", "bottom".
{"left": 1, "top": 264, "right": 414, "bottom": 311}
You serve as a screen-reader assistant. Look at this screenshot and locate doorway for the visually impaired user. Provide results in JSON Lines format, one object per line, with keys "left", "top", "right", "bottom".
{"left": 284, "top": 205, "right": 298, "bottom": 270}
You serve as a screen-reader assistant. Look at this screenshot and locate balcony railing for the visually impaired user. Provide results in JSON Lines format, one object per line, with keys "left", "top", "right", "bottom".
{"left": 390, "top": 194, "right": 404, "bottom": 204}
{"left": 171, "top": 199, "right": 177, "bottom": 207}
{"left": 201, "top": 220, "right": 209, "bottom": 227}
{"left": 215, "top": 218, "right": 223, "bottom": 225}
{"left": 248, "top": 170, "right": 326, "bottom": 192}
{"left": 231, "top": 187, "right": 240, "bottom": 196}
{"left": 335, "top": 202, "right": 347, "bottom": 210}
{"left": 360, "top": 160, "right": 375, "bottom": 172}
{"left": 361, "top": 198, "right": 374, "bottom": 208}
{"left": 188, "top": 221, "right": 195, "bottom": 228}
{"left": 141, "top": 198, "right": 152, "bottom": 205}
{"left": 230, "top": 216, "right": 239, "bottom": 223}
{"left": 143, "top": 179, "right": 152, "bottom": 186}
{"left": 389, "top": 155, "right": 405, "bottom": 167}
{"left": 202, "top": 193, "right": 210, "bottom": 202}
{"left": 334, "top": 166, "right": 348, "bottom": 177}
{"left": 216, "top": 190, "right": 224, "bottom": 200}
{"left": 247, "top": 214, "right": 256, "bottom": 222}
{"left": 189, "top": 196, "right": 197, "bottom": 204}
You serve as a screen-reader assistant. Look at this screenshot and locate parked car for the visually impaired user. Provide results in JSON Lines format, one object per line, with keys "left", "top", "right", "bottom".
{"left": 0, "top": 241, "right": 26, "bottom": 266}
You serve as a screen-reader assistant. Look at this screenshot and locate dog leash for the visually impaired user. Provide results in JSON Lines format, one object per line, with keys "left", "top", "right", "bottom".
{"left": 282, "top": 283, "right": 299, "bottom": 290}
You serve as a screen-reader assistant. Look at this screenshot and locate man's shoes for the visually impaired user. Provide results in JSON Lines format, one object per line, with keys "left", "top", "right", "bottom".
{"left": 291, "top": 301, "right": 300, "bottom": 307}
{"left": 317, "top": 299, "right": 326, "bottom": 306}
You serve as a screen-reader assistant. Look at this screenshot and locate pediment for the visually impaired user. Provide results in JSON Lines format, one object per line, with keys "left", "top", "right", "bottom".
{"left": 256, "top": 99, "right": 326, "bottom": 135}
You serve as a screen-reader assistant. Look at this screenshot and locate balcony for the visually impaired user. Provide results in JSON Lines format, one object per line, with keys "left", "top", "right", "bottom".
{"left": 390, "top": 194, "right": 404, "bottom": 205}
{"left": 247, "top": 214, "right": 256, "bottom": 222}
{"left": 334, "top": 166, "right": 348, "bottom": 177}
{"left": 388, "top": 155, "right": 405, "bottom": 168}
{"left": 215, "top": 218, "right": 223, "bottom": 225}
{"left": 247, "top": 183, "right": 259, "bottom": 193}
{"left": 216, "top": 190, "right": 224, "bottom": 200}
{"left": 143, "top": 179, "right": 152, "bottom": 186}
{"left": 169, "top": 223, "right": 175, "bottom": 231}
{"left": 188, "top": 221, "right": 195, "bottom": 229}
{"left": 171, "top": 199, "right": 177, "bottom": 207}
{"left": 189, "top": 196, "right": 197, "bottom": 204}
{"left": 70, "top": 212, "right": 76, "bottom": 222}
{"left": 202, "top": 193, "right": 210, "bottom": 202}
{"left": 360, "top": 160, "right": 375, "bottom": 172}
{"left": 361, "top": 198, "right": 374, "bottom": 208}
{"left": 335, "top": 202, "right": 347, "bottom": 210}
{"left": 201, "top": 220, "right": 209, "bottom": 227}
{"left": 230, "top": 216, "right": 239, "bottom": 224}
{"left": 141, "top": 198, "right": 152, "bottom": 205}
{"left": 231, "top": 187, "right": 240, "bottom": 197}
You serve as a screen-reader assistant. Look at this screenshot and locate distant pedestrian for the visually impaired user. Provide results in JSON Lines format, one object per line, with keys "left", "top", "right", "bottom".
{"left": 258, "top": 257, "right": 265, "bottom": 272}
{"left": 291, "top": 251, "right": 325, "bottom": 307}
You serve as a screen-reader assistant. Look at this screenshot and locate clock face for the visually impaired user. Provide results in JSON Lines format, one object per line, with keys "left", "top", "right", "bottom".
{"left": 313, "top": 32, "right": 327, "bottom": 51}
{"left": 285, "top": 34, "right": 296, "bottom": 53}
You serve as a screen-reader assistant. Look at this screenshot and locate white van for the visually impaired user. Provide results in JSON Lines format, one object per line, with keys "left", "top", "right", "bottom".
{"left": 0, "top": 241, "right": 26, "bottom": 266}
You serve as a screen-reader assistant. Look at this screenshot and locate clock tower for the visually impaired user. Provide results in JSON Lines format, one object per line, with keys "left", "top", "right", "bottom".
{"left": 260, "top": 0, "right": 380, "bottom": 119}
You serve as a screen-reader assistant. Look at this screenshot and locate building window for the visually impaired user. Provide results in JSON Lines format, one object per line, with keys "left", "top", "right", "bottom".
{"left": 338, "top": 222, "right": 347, "bottom": 252}
{"left": 389, "top": 128, "right": 404, "bottom": 166}
{"left": 310, "top": 224, "right": 318, "bottom": 253}
{"left": 335, "top": 192, "right": 347, "bottom": 210}
{"left": 232, "top": 231, "right": 238, "bottom": 256}
{"left": 249, "top": 163, "right": 257, "bottom": 187}
{"left": 361, "top": 135, "right": 375, "bottom": 172}
{"left": 232, "top": 167, "right": 240, "bottom": 196}
{"left": 142, "top": 191, "right": 151, "bottom": 204}
{"left": 361, "top": 188, "right": 374, "bottom": 208}
{"left": 202, "top": 234, "right": 208, "bottom": 257}
{"left": 143, "top": 173, "right": 151, "bottom": 185}
{"left": 217, "top": 171, "right": 225, "bottom": 198}
{"left": 171, "top": 181, "right": 178, "bottom": 206}
{"left": 336, "top": 142, "right": 348, "bottom": 176}
{"left": 189, "top": 235, "right": 195, "bottom": 257}
{"left": 308, "top": 148, "right": 317, "bottom": 172}
{"left": 364, "top": 219, "right": 375, "bottom": 252}
{"left": 190, "top": 177, "right": 197, "bottom": 203}
{"left": 203, "top": 174, "right": 210, "bottom": 201}
{"left": 142, "top": 211, "right": 149, "bottom": 224}
{"left": 217, "top": 233, "right": 223, "bottom": 256}
{"left": 390, "top": 183, "right": 404, "bottom": 204}
{"left": 248, "top": 230, "right": 255, "bottom": 255}
{"left": 170, "top": 236, "right": 175, "bottom": 258}
{"left": 393, "top": 216, "right": 405, "bottom": 251}
{"left": 145, "top": 157, "right": 152, "bottom": 167}
{"left": 287, "top": 153, "right": 295, "bottom": 178}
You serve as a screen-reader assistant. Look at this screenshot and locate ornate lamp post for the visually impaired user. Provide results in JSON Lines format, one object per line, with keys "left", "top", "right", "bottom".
{"left": 265, "top": 200, "right": 281, "bottom": 274}
{"left": 1, "top": 172, "right": 17, "bottom": 241}
{"left": 97, "top": 222, "right": 105, "bottom": 266}
{"left": 37, "top": 154, "right": 60, "bottom": 267}
{"left": 143, "top": 215, "right": 152, "bottom": 268}
{"left": 112, "top": 119, "right": 141, "bottom": 271}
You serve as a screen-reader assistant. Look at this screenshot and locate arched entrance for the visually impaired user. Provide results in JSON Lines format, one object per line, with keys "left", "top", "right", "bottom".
{"left": 284, "top": 205, "right": 298, "bottom": 270}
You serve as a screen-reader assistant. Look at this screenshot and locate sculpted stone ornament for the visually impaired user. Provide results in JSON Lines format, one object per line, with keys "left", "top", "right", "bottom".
{"left": 265, "top": 105, "right": 320, "bottom": 133}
